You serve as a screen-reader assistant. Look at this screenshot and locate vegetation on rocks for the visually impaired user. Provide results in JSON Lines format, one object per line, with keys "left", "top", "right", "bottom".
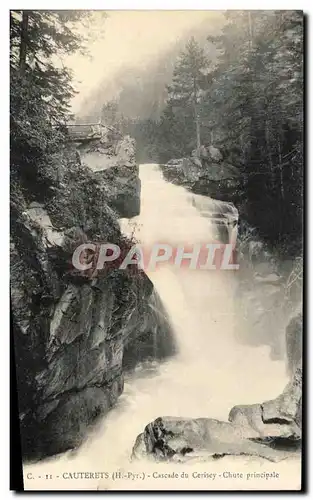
{"left": 101, "top": 11, "right": 303, "bottom": 258}
{"left": 10, "top": 10, "right": 175, "bottom": 460}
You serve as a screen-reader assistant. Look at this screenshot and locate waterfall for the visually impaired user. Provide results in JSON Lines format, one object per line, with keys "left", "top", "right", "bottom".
{"left": 24, "top": 164, "right": 298, "bottom": 491}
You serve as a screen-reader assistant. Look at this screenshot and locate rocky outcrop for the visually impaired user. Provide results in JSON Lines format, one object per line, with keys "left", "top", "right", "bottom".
{"left": 160, "top": 146, "right": 242, "bottom": 203}
{"left": 95, "top": 164, "right": 140, "bottom": 219}
{"left": 11, "top": 142, "right": 175, "bottom": 460}
{"left": 160, "top": 146, "right": 241, "bottom": 246}
{"left": 132, "top": 368, "right": 302, "bottom": 463}
{"left": 79, "top": 134, "right": 140, "bottom": 218}
{"left": 229, "top": 367, "right": 302, "bottom": 437}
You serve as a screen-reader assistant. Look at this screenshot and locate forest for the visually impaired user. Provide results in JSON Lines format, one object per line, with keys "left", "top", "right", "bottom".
{"left": 102, "top": 11, "right": 303, "bottom": 257}
{"left": 10, "top": 10, "right": 304, "bottom": 479}
{"left": 10, "top": 11, "right": 303, "bottom": 255}
{"left": 10, "top": 11, "right": 103, "bottom": 202}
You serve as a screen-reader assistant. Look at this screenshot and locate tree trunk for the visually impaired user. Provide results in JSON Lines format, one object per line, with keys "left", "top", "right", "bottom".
{"left": 193, "top": 77, "right": 201, "bottom": 150}
{"left": 195, "top": 110, "right": 201, "bottom": 150}
{"left": 265, "top": 118, "right": 275, "bottom": 189}
{"left": 278, "top": 136, "right": 285, "bottom": 200}
{"left": 248, "top": 11, "right": 253, "bottom": 50}
{"left": 19, "top": 11, "right": 29, "bottom": 75}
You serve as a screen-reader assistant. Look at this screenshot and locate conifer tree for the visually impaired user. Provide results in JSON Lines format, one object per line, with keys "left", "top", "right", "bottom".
{"left": 164, "top": 37, "right": 208, "bottom": 152}
{"left": 10, "top": 10, "right": 101, "bottom": 197}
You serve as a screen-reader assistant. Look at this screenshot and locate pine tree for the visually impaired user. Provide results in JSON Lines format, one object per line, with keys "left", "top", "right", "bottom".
{"left": 10, "top": 10, "right": 98, "bottom": 198}
{"left": 203, "top": 10, "right": 303, "bottom": 254}
{"left": 163, "top": 37, "right": 208, "bottom": 153}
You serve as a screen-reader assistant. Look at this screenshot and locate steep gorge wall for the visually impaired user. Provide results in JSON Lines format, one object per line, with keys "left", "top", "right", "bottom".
{"left": 11, "top": 138, "right": 175, "bottom": 460}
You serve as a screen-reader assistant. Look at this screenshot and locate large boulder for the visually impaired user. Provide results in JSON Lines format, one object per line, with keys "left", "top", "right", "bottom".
{"left": 229, "top": 367, "right": 302, "bottom": 437}
{"left": 181, "top": 157, "right": 202, "bottom": 182}
{"left": 132, "top": 369, "right": 301, "bottom": 463}
{"left": 208, "top": 145, "right": 223, "bottom": 162}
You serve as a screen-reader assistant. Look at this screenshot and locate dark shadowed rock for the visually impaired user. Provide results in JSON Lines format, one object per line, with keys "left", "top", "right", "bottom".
{"left": 161, "top": 146, "right": 241, "bottom": 203}
{"left": 11, "top": 143, "right": 174, "bottom": 460}
{"left": 95, "top": 165, "right": 141, "bottom": 218}
{"left": 286, "top": 313, "right": 302, "bottom": 376}
{"left": 36, "top": 386, "right": 113, "bottom": 456}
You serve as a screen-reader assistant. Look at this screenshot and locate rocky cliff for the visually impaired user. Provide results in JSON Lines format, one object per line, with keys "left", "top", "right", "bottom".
{"left": 11, "top": 137, "right": 175, "bottom": 460}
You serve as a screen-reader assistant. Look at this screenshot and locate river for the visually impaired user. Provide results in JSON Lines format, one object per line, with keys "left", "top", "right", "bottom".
{"left": 23, "top": 164, "right": 300, "bottom": 490}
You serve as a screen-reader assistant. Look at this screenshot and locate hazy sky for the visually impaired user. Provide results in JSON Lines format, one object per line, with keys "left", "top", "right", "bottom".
{"left": 65, "top": 10, "right": 223, "bottom": 113}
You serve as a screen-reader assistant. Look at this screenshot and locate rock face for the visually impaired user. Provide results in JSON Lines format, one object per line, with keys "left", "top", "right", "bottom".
{"left": 160, "top": 146, "right": 242, "bottom": 203}
{"left": 79, "top": 134, "right": 140, "bottom": 218}
{"left": 229, "top": 367, "right": 302, "bottom": 437}
{"left": 11, "top": 142, "right": 175, "bottom": 460}
{"left": 132, "top": 368, "right": 302, "bottom": 463}
{"left": 286, "top": 313, "right": 303, "bottom": 376}
{"left": 160, "top": 147, "right": 241, "bottom": 247}
{"left": 95, "top": 164, "right": 141, "bottom": 219}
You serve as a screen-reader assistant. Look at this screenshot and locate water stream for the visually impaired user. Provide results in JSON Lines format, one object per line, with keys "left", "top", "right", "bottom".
{"left": 24, "top": 164, "right": 300, "bottom": 490}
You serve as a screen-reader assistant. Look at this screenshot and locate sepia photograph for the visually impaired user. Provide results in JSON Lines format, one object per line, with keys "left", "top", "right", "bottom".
{"left": 10, "top": 7, "right": 304, "bottom": 491}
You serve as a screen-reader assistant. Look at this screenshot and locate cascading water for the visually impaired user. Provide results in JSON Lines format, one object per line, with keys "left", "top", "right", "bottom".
{"left": 24, "top": 164, "right": 300, "bottom": 491}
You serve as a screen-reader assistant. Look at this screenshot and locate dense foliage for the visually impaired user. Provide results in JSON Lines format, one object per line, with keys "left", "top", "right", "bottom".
{"left": 159, "top": 37, "right": 208, "bottom": 156}
{"left": 118, "top": 11, "right": 303, "bottom": 256}
{"left": 11, "top": 10, "right": 303, "bottom": 256}
{"left": 201, "top": 11, "right": 303, "bottom": 254}
{"left": 10, "top": 10, "right": 90, "bottom": 199}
